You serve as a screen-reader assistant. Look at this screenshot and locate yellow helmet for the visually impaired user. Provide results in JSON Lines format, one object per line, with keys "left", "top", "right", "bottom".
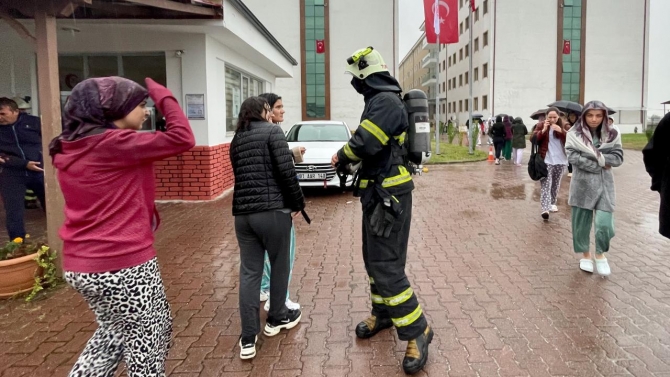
{"left": 345, "top": 46, "right": 389, "bottom": 80}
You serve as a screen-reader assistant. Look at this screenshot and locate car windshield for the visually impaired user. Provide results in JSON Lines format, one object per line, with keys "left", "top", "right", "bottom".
{"left": 286, "top": 123, "right": 349, "bottom": 142}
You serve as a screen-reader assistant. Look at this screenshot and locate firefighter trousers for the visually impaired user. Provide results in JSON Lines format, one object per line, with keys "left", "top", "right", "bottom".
{"left": 362, "top": 192, "right": 427, "bottom": 341}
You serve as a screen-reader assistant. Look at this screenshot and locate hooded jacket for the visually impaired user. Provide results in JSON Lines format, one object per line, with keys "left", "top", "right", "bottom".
{"left": 53, "top": 81, "right": 195, "bottom": 273}
{"left": 511, "top": 117, "right": 528, "bottom": 149}
{"left": 337, "top": 72, "right": 414, "bottom": 196}
{"left": 643, "top": 112, "right": 670, "bottom": 238}
{"left": 0, "top": 113, "right": 42, "bottom": 177}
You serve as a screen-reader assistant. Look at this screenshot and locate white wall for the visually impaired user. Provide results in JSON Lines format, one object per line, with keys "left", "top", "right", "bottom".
{"left": 494, "top": 0, "right": 557, "bottom": 126}
{"left": 647, "top": 0, "right": 670, "bottom": 116}
{"left": 583, "top": 0, "right": 646, "bottom": 112}
{"left": 241, "top": 0, "right": 302, "bottom": 131}
{"left": 243, "top": 0, "right": 397, "bottom": 131}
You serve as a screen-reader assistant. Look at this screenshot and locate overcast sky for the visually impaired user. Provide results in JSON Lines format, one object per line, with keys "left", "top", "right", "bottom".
{"left": 398, "top": 0, "right": 426, "bottom": 62}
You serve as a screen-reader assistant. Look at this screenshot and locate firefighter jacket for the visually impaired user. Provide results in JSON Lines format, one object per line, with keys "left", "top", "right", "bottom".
{"left": 337, "top": 91, "right": 414, "bottom": 197}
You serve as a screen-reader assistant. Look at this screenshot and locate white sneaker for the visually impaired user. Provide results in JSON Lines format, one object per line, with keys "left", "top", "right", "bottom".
{"left": 260, "top": 291, "right": 269, "bottom": 302}
{"left": 579, "top": 259, "right": 594, "bottom": 273}
{"left": 568, "top": 172, "right": 573, "bottom": 177}
{"left": 495, "top": 159, "right": 500, "bottom": 165}
{"left": 550, "top": 205, "right": 558, "bottom": 213}
{"left": 239, "top": 335, "right": 257, "bottom": 359}
{"left": 595, "top": 258, "right": 611, "bottom": 276}
{"left": 264, "top": 298, "right": 301, "bottom": 312}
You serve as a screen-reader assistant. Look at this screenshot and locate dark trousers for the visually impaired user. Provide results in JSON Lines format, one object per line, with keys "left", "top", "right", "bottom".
{"left": 362, "top": 193, "right": 427, "bottom": 341}
{"left": 0, "top": 173, "right": 45, "bottom": 240}
{"left": 493, "top": 138, "right": 505, "bottom": 159}
{"left": 235, "top": 210, "right": 292, "bottom": 337}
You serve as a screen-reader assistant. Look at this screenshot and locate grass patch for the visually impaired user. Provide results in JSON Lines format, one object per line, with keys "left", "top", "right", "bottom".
{"left": 622, "top": 133, "right": 648, "bottom": 151}
{"left": 426, "top": 141, "right": 488, "bottom": 164}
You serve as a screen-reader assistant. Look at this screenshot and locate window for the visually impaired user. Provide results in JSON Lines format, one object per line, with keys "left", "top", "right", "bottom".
{"left": 453, "top": 53, "right": 457, "bottom": 64}
{"left": 459, "top": 100, "right": 463, "bottom": 112}
{"left": 483, "top": 31, "right": 489, "bottom": 47}
{"left": 448, "top": 56, "right": 451, "bottom": 67}
{"left": 483, "top": 95, "right": 488, "bottom": 110}
{"left": 452, "top": 77, "right": 456, "bottom": 88}
{"left": 474, "top": 97, "right": 479, "bottom": 111}
{"left": 465, "top": 17, "right": 470, "bottom": 31}
{"left": 475, "top": 8, "right": 480, "bottom": 22}
{"left": 453, "top": 101, "right": 456, "bottom": 112}
{"left": 459, "top": 74, "right": 463, "bottom": 87}
{"left": 475, "top": 38, "right": 479, "bottom": 52}
{"left": 465, "top": 44, "right": 469, "bottom": 58}
{"left": 460, "top": 0, "right": 464, "bottom": 8}
{"left": 448, "top": 80, "right": 451, "bottom": 90}
{"left": 465, "top": 72, "right": 469, "bottom": 85}
{"left": 560, "top": 0, "right": 584, "bottom": 103}
{"left": 442, "top": 103, "right": 446, "bottom": 113}
{"left": 465, "top": 99, "right": 469, "bottom": 111}
{"left": 460, "top": 22, "right": 463, "bottom": 35}
{"left": 442, "top": 82, "right": 446, "bottom": 92}
{"left": 302, "top": 0, "right": 329, "bottom": 119}
{"left": 483, "top": 63, "right": 488, "bottom": 78}
{"left": 226, "top": 66, "right": 265, "bottom": 132}
{"left": 459, "top": 49, "right": 463, "bottom": 61}
{"left": 448, "top": 102, "right": 452, "bottom": 113}
{"left": 484, "top": 0, "right": 489, "bottom": 14}
{"left": 474, "top": 67, "right": 479, "bottom": 81}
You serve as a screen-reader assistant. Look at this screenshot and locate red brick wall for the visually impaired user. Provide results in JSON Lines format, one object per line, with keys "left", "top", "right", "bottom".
{"left": 154, "top": 144, "right": 234, "bottom": 201}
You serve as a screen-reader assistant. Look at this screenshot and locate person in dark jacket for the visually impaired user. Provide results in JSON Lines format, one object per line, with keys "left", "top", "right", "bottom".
{"left": 231, "top": 96, "right": 305, "bottom": 360}
{"left": 0, "top": 97, "right": 46, "bottom": 240}
{"left": 332, "top": 47, "right": 432, "bottom": 375}
{"left": 534, "top": 107, "right": 568, "bottom": 220}
{"left": 643, "top": 112, "right": 670, "bottom": 239}
{"left": 511, "top": 117, "right": 528, "bottom": 166}
{"left": 489, "top": 116, "right": 506, "bottom": 165}
{"left": 502, "top": 115, "right": 513, "bottom": 161}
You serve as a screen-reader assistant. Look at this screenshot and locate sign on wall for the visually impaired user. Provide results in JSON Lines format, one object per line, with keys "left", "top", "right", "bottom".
{"left": 186, "top": 94, "right": 206, "bottom": 120}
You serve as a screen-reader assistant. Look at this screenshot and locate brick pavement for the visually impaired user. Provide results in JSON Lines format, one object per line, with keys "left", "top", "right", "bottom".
{"left": 1, "top": 151, "right": 670, "bottom": 376}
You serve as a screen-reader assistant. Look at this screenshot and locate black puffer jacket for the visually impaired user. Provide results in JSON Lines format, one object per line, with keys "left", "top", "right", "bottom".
{"left": 230, "top": 121, "right": 305, "bottom": 216}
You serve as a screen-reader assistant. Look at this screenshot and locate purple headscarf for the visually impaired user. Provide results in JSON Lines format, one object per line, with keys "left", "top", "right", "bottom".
{"left": 572, "top": 100, "right": 618, "bottom": 157}
{"left": 49, "top": 76, "right": 148, "bottom": 157}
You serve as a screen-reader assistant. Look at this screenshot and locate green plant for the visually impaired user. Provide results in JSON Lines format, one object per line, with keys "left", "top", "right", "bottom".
{"left": 471, "top": 121, "right": 480, "bottom": 145}
{"left": 1, "top": 238, "right": 59, "bottom": 302}
{"left": 447, "top": 121, "right": 457, "bottom": 144}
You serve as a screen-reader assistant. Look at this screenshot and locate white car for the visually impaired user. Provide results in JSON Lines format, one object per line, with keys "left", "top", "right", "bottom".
{"left": 286, "top": 120, "right": 357, "bottom": 189}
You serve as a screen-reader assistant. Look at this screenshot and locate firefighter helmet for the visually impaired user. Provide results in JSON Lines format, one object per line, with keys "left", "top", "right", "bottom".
{"left": 345, "top": 47, "right": 389, "bottom": 80}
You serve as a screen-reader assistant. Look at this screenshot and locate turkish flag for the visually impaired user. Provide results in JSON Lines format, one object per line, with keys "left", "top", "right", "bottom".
{"left": 423, "top": 0, "right": 458, "bottom": 44}
{"left": 316, "top": 40, "right": 325, "bottom": 54}
{"left": 563, "top": 40, "right": 571, "bottom": 54}
{"left": 470, "top": 0, "right": 476, "bottom": 12}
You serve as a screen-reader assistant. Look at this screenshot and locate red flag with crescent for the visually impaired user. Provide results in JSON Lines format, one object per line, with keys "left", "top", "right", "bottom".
{"left": 563, "top": 40, "right": 571, "bottom": 54}
{"left": 423, "top": 0, "right": 459, "bottom": 44}
{"left": 316, "top": 40, "right": 325, "bottom": 54}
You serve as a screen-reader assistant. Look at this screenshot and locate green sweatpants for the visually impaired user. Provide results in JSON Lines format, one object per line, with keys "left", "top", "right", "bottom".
{"left": 571, "top": 207, "right": 615, "bottom": 254}
{"left": 503, "top": 140, "right": 512, "bottom": 160}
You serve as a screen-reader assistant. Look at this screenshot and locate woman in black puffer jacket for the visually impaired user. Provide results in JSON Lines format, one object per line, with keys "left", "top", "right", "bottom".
{"left": 230, "top": 96, "right": 305, "bottom": 360}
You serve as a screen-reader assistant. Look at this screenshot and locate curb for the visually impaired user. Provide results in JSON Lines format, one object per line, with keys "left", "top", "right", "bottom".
{"left": 425, "top": 157, "right": 488, "bottom": 165}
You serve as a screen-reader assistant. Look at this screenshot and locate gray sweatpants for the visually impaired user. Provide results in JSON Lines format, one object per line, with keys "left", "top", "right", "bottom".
{"left": 235, "top": 210, "right": 292, "bottom": 337}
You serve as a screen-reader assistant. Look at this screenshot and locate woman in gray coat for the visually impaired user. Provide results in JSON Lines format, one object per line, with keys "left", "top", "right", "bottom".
{"left": 565, "top": 101, "right": 623, "bottom": 276}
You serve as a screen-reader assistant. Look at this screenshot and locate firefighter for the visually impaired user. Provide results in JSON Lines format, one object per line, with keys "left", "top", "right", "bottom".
{"left": 331, "top": 47, "right": 432, "bottom": 375}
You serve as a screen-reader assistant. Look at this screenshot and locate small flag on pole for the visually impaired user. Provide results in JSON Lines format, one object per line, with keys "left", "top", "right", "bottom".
{"left": 316, "top": 40, "right": 325, "bottom": 54}
{"left": 470, "top": 0, "right": 476, "bottom": 12}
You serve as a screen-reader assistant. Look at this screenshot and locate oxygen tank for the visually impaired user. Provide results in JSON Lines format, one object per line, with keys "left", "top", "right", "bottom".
{"left": 403, "top": 90, "right": 431, "bottom": 165}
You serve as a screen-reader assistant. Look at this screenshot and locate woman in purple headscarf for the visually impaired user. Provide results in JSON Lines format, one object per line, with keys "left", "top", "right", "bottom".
{"left": 51, "top": 76, "right": 195, "bottom": 376}
{"left": 502, "top": 115, "right": 513, "bottom": 161}
{"left": 566, "top": 101, "right": 623, "bottom": 276}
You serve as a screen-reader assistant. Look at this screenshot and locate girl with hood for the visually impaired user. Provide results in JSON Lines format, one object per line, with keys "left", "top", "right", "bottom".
{"left": 258, "top": 92, "right": 302, "bottom": 313}
{"left": 50, "top": 77, "right": 196, "bottom": 376}
{"left": 502, "top": 115, "right": 513, "bottom": 161}
{"left": 533, "top": 108, "right": 568, "bottom": 220}
{"left": 511, "top": 117, "right": 528, "bottom": 166}
{"left": 566, "top": 101, "right": 623, "bottom": 276}
{"left": 489, "top": 116, "right": 506, "bottom": 165}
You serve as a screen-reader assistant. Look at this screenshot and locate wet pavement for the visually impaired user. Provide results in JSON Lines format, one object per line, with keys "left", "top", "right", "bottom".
{"left": 1, "top": 150, "right": 669, "bottom": 376}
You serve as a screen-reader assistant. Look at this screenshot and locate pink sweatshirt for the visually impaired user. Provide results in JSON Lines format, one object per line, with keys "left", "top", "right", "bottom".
{"left": 53, "top": 95, "right": 195, "bottom": 273}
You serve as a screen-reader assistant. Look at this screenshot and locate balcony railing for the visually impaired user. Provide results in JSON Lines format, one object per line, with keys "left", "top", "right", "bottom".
{"left": 421, "top": 54, "right": 437, "bottom": 69}
{"left": 421, "top": 74, "right": 437, "bottom": 87}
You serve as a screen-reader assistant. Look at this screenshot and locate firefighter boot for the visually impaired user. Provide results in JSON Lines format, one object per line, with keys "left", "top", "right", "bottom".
{"left": 402, "top": 326, "right": 433, "bottom": 375}
{"left": 355, "top": 315, "right": 393, "bottom": 339}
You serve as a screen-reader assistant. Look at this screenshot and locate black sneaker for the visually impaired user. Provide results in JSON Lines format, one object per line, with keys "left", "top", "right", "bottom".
{"left": 263, "top": 309, "right": 302, "bottom": 337}
{"left": 239, "top": 335, "right": 257, "bottom": 360}
{"left": 541, "top": 211, "right": 549, "bottom": 220}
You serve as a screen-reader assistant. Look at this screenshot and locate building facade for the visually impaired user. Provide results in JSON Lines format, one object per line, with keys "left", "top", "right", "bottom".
{"left": 243, "top": 0, "right": 400, "bottom": 131}
{"left": 421, "top": 0, "right": 650, "bottom": 132}
{"left": 398, "top": 37, "right": 430, "bottom": 98}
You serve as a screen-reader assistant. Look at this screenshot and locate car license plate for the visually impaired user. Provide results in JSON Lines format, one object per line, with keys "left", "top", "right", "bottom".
{"left": 298, "top": 173, "right": 327, "bottom": 180}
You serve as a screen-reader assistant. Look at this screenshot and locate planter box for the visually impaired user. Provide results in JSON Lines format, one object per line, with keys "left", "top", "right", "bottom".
{"left": 0, "top": 253, "right": 41, "bottom": 298}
